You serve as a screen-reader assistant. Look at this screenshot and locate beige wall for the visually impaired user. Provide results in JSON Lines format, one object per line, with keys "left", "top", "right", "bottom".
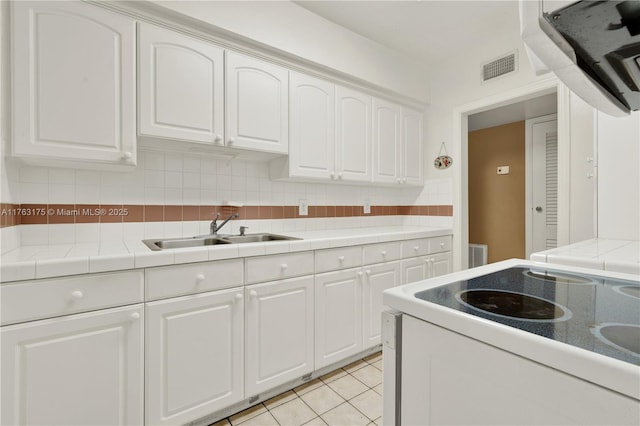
{"left": 468, "top": 121, "right": 525, "bottom": 263}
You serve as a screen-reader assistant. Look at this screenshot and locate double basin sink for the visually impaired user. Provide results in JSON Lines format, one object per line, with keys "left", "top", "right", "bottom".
{"left": 143, "top": 233, "right": 300, "bottom": 251}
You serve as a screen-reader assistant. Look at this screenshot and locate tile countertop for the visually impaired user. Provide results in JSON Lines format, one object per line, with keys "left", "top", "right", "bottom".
{"left": 0, "top": 226, "right": 453, "bottom": 283}
{"left": 530, "top": 238, "right": 640, "bottom": 275}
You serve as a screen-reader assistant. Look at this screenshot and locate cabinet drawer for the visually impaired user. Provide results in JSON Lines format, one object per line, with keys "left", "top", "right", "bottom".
{"left": 146, "top": 259, "right": 244, "bottom": 300}
{"left": 245, "top": 252, "right": 314, "bottom": 284}
{"left": 1, "top": 270, "right": 143, "bottom": 326}
{"left": 401, "top": 238, "right": 429, "bottom": 258}
{"left": 429, "top": 236, "right": 452, "bottom": 254}
{"left": 363, "top": 241, "right": 401, "bottom": 265}
{"left": 315, "top": 246, "right": 363, "bottom": 273}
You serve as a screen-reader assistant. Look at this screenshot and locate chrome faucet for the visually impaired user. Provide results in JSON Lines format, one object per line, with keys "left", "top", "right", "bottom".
{"left": 210, "top": 212, "right": 239, "bottom": 235}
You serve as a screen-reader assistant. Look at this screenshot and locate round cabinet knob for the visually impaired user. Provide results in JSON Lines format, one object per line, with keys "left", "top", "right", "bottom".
{"left": 440, "top": 243, "right": 445, "bottom": 248}
{"left": 381, "top": 250, "right": 387, "bottom": 256}
{"left": 122, "top": 152, "right": 133, "bottom": 162}
{"left": 228, "top": 137, "right": 235, "bottom": 145}
{"left": 196, "top": 274, "right": 206, "bottom": 282}
{"left": 249, "top": 290, "right": 258, "bottom": 298}
{"left": 281, "top": 263, "right": 288, "bottom": 270}
{"left": 424, "top": 259, "right": 430, "bottom": 264}
{"left": 330, "top": 172, "right": 335, "bottom": 179}
{"left": 214, "top": 134, "right": 222, "bottom": 143}
{"left": 357, "top": 271, "right": 364, "bottom": 277}
{"left": 413, "top": 246, "right": 420, "bottom": 251}
{"left": 338, "top": 256, "right": 345, "bottom": 262}
{"left": 338, "top": 173, "right": 343, "bottom": 179}
{"left": 365, "top": 270, "right": 371, "bottom": 275}
{"left": 401, "top": 178, "right": 407, "bottom": 184}
{"left": 70, "top": 290, "right": 84, "bottom": 301}
{"left": 130, "top": 312, "right": 141, "bottom": 321}
{"left": 235, "top": 293, "right": 244, "bottom": 301}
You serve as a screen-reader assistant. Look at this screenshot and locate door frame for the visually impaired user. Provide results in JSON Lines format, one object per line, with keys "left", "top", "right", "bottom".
{"left": 452, "top": 74, "right": 571, "bottom": 270}
{"left": 525, "top": 113, "right": 557, "bottom": 258}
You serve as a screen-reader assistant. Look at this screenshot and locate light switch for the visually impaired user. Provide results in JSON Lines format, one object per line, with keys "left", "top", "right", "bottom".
{"left": 298, "top": 199, "right": 308, "bottom": 216}
{"left": 497, "top": 166, "right": 510, "bottom": 175}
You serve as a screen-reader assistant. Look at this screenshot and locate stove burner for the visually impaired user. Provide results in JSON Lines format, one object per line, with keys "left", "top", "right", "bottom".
{"left": 593, "top": 324, "right": 640, "bottom": 358}
{"left": 524, "top": 269, "right": 596, "bottom": 285}
{"left": 615, "top": 285, "right": 640, "bottom": 300}
{"left": 456, "top": 289, "right": 571, "bottom": 322}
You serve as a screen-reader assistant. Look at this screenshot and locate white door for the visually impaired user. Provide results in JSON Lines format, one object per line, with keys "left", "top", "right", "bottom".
{"left": 145, "top": 289, "right": 244, "bottom": 426}
{"left": 532, "top": 120, "right": 559, "bottom": 252}
{"left": 429, "top": 252, "right": 453, "bottom": 278}
{"left": 400, "top": 257, "right": 429, "bottom": 285}
{"left": 1, "top": 306, "right": 143, "bottom": 426}
{"left": 336, "top": 86, "right": 372, "bottom": 182}
{"left": 402, "top": 108, "right": 424, "bottom": 186}
{"left": 363, "top": 262, "right": 401, "bottom": 348}
{"left": 245, "top": 276, "right": 314, "bottom": 396}
{"left": 289, "top": 72, "right": 335, "bottom": 179}
{"left": 372, "top": 98, "right": 401, "bottom": 184}
{"left": 315, "top": 268, "right": 363, "bottom": 369}
{"left": 138, "top": 23, "right": 224, "bottom": 145}
{"left": 11, "top": 1, "right": 136, "bottom": 165}
{"left": 226, "top": 52, "right": 288, "bottom": 153}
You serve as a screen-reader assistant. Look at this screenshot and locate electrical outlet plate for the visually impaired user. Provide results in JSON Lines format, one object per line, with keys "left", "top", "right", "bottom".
{"left": 298, "top": 199, "right": 308, "bottom": 216}
{"left": 497, "top": 166, "right": 510, "bottom": 175}
{"left": 363, "top": 199, "right": 371, "bottom": 214}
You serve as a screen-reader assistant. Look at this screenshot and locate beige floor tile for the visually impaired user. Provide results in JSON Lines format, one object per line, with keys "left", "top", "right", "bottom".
{"left": 264, "top": 390, "right": 297, "bottom": 410}
{"left": 321, "top": 402, "right": 370, "bottom": 426}
{"left": 363, "top": 352, "right": 382, "bottom": 364}
{"left": 350, "top": 365, "right": 382, "bottom": 388}
{"left": 238, "top": 411, "right": 279, "bottom": 426}
{"left": 370, "top": 360, "right": 383, "bottom": 371}
{"left": 372, "top": 384, "right": 383, "bottom": 396}
{"left": 302, "top": 417, "right": 328, "bottom": 426}
{"left": 327, "top": 374, "right": 369, "bottom": 400}
{"left": 343, "top": 360, "right": 368, "bottom": 374}
{"left": 349, "top": 389, "right": 382, "bottom": 421}
{"left": 300, "top": 385, "right": 345, "bottom": 415}
{"left": 230, "top": 404, "right": 267, "bottom": 425}
{"left": 294, "top": 378, "right": 324, "bottom": 396}
{"left": 319, "top": 368, "right": 347, "bottom": 384}
{"left": 373, "top": 416, "right": 382, "bottom": 426}
{"left": 211, "top": 419, "right": 231, "bottom": 426}
{"left": 269, "top": 397, "right": 317, "bottom": 426}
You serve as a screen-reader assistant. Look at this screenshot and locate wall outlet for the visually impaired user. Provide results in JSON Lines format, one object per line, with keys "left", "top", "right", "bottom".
{"left": 497, "top": 166, "right": 510, "bottom": 175}
{"left": 363, "top": 199, "right": 371, "bottom": 214}
{"left": 298, "top": 199, "right": 308, "bottom": 216}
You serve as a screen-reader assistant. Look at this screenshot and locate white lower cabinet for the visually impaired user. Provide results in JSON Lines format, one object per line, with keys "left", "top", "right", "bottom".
{"left": 401, "top": 252, "right": 452, "bottom": 284}
{"left": 315, "top": 268, "right": 364, "bottom": 369}
{"left": 145, "top": 288, "right": 244, "bottom": 426}
{"left": 363, "top": 261, "right": 401, "bottom": 348}
{"left": 1, "top": 305, "right": 144, "bottom": 426}
{"left": 245, "top": 276, "right": 315, "bottom": 396}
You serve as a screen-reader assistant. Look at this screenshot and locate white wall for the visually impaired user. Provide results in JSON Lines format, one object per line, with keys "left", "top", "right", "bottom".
{"left": 597, "top": 111, "right": 640, "bottom": 241}
{"left": 151, "top": 0, "right": 430, "bottom": 103}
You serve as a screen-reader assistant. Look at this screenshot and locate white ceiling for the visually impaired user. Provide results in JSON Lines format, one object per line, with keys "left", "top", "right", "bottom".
{"left": 294, "top": 0, "right": 521, "bottom": 66}
{"left": 468, "top": 93, "right": 558, "bottom": 131}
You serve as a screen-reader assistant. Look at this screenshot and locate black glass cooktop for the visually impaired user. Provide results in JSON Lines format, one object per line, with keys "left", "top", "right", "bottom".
{"left": 414, "top": 267, "right": 640, "bottom": 366}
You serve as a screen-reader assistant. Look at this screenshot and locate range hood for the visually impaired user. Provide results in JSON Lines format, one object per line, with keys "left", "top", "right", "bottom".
{"left": 520, "top": 0, "right": 640, "bottom": 117}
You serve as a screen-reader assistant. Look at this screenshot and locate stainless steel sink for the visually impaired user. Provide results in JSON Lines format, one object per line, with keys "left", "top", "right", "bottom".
{"left": 221, "top": 233, "right": 301, "bottom": 244}
{"left": 143, "top": 236, "right": 231, "bottom": 251}
{"left": 143, "top": 233, "right": 300, "bottom": 250}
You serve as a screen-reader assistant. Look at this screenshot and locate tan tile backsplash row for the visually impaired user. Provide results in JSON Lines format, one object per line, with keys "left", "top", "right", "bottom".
{"left": 0, "top": 203, "right": 453, "bottom": 227}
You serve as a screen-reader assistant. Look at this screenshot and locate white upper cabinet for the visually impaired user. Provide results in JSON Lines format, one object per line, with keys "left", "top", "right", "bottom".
{"left": 226, "top": 52, "right": 288, "bottom": 154}
{"left": 402, "top": 107, "right": 424, "bottom": 186}
{"left": 372, "top": 100, "right": 424, "bottom": 186}
{"left": 11, "top": 1, "right": 136, "bottom": 166}
{"left": 288, "top": 72, "right": 335, "bottom": 179}
{"left": 138, "top": 23, "right": 224, "bottom": 145}
{"left": 372, "top": 98, "right": 402, "bottom": 184}
{"left": 335, "top": 86, "right": 372, "bottom": 182}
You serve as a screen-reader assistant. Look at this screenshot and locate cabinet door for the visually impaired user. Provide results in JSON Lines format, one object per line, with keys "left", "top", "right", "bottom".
{"left": 245, "top": 276, "right": 314, "bottom": 396}
{"left": 363, "top": 261, "right": 401, "bottom": 348}
{"left": 138, "top": 23, "right": 224, "bottom": 145}
{"left": 401, "top": 257, "right": 429, "bottom": 285}
{"left": 336, "top": 86, "right": 372, "bottom": 182}
{"left": 402, "top": 108, "right": 424, "bottom": 186}
{"left": 146, "top": 289, "right": 244, "bottom": 426}
{"left": 12, "top": 1, "right": 136, "bottom": 165}
{"left": 289, "top": 72, "right": 335, "bottom": 179}
{"left": 315, "top": 268, "right": 363, "bottom": 369}
{"left": 372, "top": 98, "right": 401, "bottom": 184}
{"left": 1, "top": 305, "right": 143, "bottom": 426}
{"left": 430, "top": 252, "right": 452, "bottom": 278}
{"left": 226, "top": 52, "right": 288, "bottom": 153}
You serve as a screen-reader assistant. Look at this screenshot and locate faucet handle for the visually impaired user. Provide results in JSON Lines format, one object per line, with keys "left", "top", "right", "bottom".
{"left": 239, "top": 226, "right": 249, "bottom": 236}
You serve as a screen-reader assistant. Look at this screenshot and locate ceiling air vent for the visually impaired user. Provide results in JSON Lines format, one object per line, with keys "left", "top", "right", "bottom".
{"left": 482, "top": 51, "right": 517, "bottom": 83}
